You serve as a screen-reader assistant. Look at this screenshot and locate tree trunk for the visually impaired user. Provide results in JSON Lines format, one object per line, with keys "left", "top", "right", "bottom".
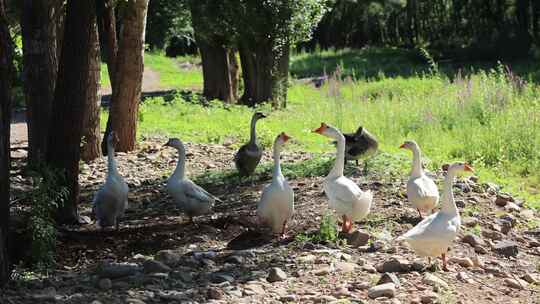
{"left": 21, "top": 0, "right": 59, "bottom": 165}
{"left": 533, "top": 0, "right": 540, "bottom": 42}
{"left": 238, "top": 41, "right": 289, "bottom": 108}
{"left": 46, "top": 0, "right": 96, "bottom": 225}
{"left": 81, "top": 23, "right": 101, "bottom": 162}
{"left": 110, "top": 0, "right": 149, "bottom": 152}
{"left": 0, "top": 0, "right": 13, "bottom": 287}
{"left": 197, "top": 37, "right": 238, "bottom": 103}
{"left": 97, "top": 0, "right": 119, "bottom": 156}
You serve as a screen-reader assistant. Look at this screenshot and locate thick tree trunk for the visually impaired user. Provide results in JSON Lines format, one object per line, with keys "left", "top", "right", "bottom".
{"left": 198, "top": 38, "right": 238, "bottom": 103}
{"left": 46, "top": 0, "right": 96, "bottom": 225}
{"left": 110, "top": 0, "right": 149, "bottom": 152}
{"left": 21, "top": 0, "right": 59, "bottom": 165}
{"left": 81, "top": 23, "right": 102, "bottom": 162}
{"left": 0, "top": 0, "right": 13, "bottom": 287}
{"left": 238, "top": 42, "right": 289, "bottom": 108}
{"left": 97, "top": 0, "right": 119, "bottom": 156}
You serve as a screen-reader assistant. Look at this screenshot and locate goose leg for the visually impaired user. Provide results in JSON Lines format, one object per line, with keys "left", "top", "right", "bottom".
{"left": 355, "top": 159, "right": 359, "bottom": 166}
{"left": 280, "top": 220, "right": 288, "bottom": 239}
{"left": 341, "top": 215, "right": 353, "bottom": 233}
{"left": 115, "top": 221, "right": 119, "bottom": 232}
{"left": 417, "top": 208, "right": 423, "bottom": 219}
{"left": 441, "top": 253, "right": 449, "bottom": 272}
{"left": 363, "top": 160, "right": 368, "bottom": 175}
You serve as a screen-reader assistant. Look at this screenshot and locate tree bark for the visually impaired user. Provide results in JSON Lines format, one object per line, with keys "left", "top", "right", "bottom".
{"left": 238, "top": 41, "right": 289, "bottom": 108}
{"left": 46, "top": 0, "right": 96, "bottom": 225}
{"left": 81, "top": 23, "right": 101, "bottom": 162}
{"left": 97, "top": 0, "right": 119, "bottom": 156}
{"left": 21, "top": 0, "right": 59, "bottom": 165}
{"left": 110, "top": 0, "right": 149, "bottom": 152}
{"left": 0, "top": 0, "right": 14, "bottom": 287}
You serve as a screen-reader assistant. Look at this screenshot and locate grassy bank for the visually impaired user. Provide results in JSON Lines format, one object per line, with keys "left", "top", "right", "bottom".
{"left": 101, "top": 48, "right": 540, "bottom": 209}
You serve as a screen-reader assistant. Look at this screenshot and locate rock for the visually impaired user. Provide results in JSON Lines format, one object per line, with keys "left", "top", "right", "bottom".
{"left": 314, "top": 295, "right": 338, "bottom": 303}
{"left": 207, "top": 287, "right": 224, "bottom": 300}
{"left": 362, "top": 264, "right": 377, "bottom": 273}
{"left": 225, "top": 255, "right": 244, "bottom": 264}
{"left": 143, "top": 260, "right": 171, "bottom": 274}
{"left": 448, "top": 257, "right": 474, "bottom": 268}
{"left": 244, "top": 283, "right": 265, "bottom": 295}
{"left": 267, "top": 267, "right": 287, "bottom": 282}
{"left": 411, "top": 261, "right": 426, "bottom": 271}
{"left": 97, "top": 278, "right": 112, "bottom": 290}
{"left": 335, "top": 261, "right": 357, "bottom": 273}
{"left": 482, "top": 230, "right": 503, "bottom": 241}
{"left": 376, "top": 258, "right": 411, "bottom": 273}
{"left": 493, "top": 240, "right": 519, "bottom": 257}
{"left": 170, "top": 270, "right": 193, "bottom": 283}
{"left": 455, "top": 200, "right": 465, "bottom": 208}
{"left": 504, "top": 278, "right": 527, "bottom": 289}
{"left": 96, "top": 262, "right": 141, "bottom": 279}
{"left": 474, "top": 245, "right": 488, "bottom": 254}
{"left": 193, "top": 250, "right": 217, "bottom": 260}
{"left": 519, "top": 209, "right": 535, "bottom": 219}
{"left": 346, "top": 230, "right": 370, "bottom": 247}
{"left": 280, "top": 294, "right": 297, "bottom": 302}
{"left": 126, "top": 299, "right": 147, "bottom": 304}
{"left": 505, "top": 202, "right": 521, "bottom": 212}
{"left": 423, "top": 273, "right": 449, "bottom": 289}
{"left": 522, "top": 273, "right": 539, "bottom": 284}
{"left": 211, "top": 273, "right": 235, "bottom": 283}
{"left": 377, "top": 273, "right": 401, "bottom": 288}
{"left": 421, "top": 292, "right": 439, "bottom": 304}
{"left": 495, "top": 193, "right": 513, "bottom": 207}
{"left": 156, "top": 250, "right": 182, "bottom": 266}
{"left": 462, "top": 217, "right": 480, "bottom": 227}
{"left": 462, "top": 234, "right": 485, "bottom": 247}
{"left": 457, "top": 271, "right": 472, "bottom": 283}
{"left": 367, "top": 283, "right": 396, "bottom": 299}
{"left": 332, "top": 286, "right": 350, "bottom": 298}
{"left": 313, "top": 266, "right": 332, "bottom": 276}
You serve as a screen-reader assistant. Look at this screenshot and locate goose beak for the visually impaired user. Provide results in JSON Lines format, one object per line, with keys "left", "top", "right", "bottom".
{"left": 281, "top": 132, "right": 291, "bottom": 142}
{"left": 312, "top": 123, "right": 326, "bottom": 134}
{"left": 464, "top": 164, "right": 474, "bottom": 172}
{"left": 399, "top": 143, "right": 405, "bottom": 149}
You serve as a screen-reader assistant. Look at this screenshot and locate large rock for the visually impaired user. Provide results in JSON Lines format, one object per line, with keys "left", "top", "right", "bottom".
{"left": 143, "top": 259, "right": 172, "bottom": 274}
{"left": 493, "top": 240, "right": 519, "bottom": 257}
{"left": 462, "top": 234, "right": 485, "bottom": 247}
{"left": 96, "top": 262, "right": 142, "bottom": 279}
{"left": 368, "top": 283, "right": 396, "bottom": 299}
{"left": 267, "top": 267, "right": 287, "bottom": 282}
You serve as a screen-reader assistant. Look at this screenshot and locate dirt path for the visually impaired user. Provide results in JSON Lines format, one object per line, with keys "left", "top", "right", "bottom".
{"left": 9, "top": 67, "right": 163, "bottom": 147}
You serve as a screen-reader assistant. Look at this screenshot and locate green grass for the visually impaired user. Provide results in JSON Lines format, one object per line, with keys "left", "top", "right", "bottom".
{"left": 100, "top": 48, "right": 540, "bottom": 210}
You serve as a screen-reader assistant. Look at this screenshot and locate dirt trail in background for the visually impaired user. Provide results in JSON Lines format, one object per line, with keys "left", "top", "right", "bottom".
{"left": 10, "top": 67, "right": 163, "bottom": 148}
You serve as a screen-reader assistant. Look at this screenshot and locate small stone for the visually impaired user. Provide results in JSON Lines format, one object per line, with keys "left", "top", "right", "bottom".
{"left": 420, "top": 292, "right": 439, "bottom": 304}
{"left": 267, "top": 267, "right": 287, "bottom": 282}
{"left": 313, "top": 266, "right": 332, "bottom": 276}
{"left": 377, "top": 272, "right": 401, "bottom": 288}
{"left": 474, "top": 245, "right": 488, "bottom": 254}
{"left": 462, "top": 217, "right": 479, "bottom": 227}
{"left": 155, "top": 250, "right": 182, "bottom": 267}
{"left": 143, "top": 260, "right": 171, "bottom": 274}
{"left": 91, "top": 301, "right": 104, "bottom": 304}
{"left": 207, "top": 287, "right": 224, "bottom": 300}
{"left": 335, "top": 261, "right": 356, "bottom": 273}
{"left": 493, "top": 240, "right": 519, "bottom": 257}
{"left": 362, "top": 264, "right": 377, "bottom": 273}
{"left": 522, "top": 273, "right": 539, "bottom": 284}
{"left": 457, "top": 271, "right": 472, "bottom": 283}
{"left": 448, "top": 257, "right": 474, "bottom": 268}
{"left": 423, "top": 273, "right": 449, "bottom": 289}
{"left": 495, "top": 193, "right": 513, "bottom": 207}
{"left": 225, "top": 255, "right": 244, "bottom": 264}
{"left": 519, "top": 209, "right": 535, "bottom": 219}
{"left": 455, "top": 200, "right": 465, "bottom": 208}
{"left": 280, "top": 294, "right": 297, "bottom": 302}
{"left": 504, "top": 278, "right": 527, "bottom": 289}
{"left": 332, "top": 286, "right": 350, "bottom": 298}
{"left": 97, "top": 262, "right": 141, "bottom": 279}
{"left": 314, "top": 295, "right": 338, "bottom": 303}
{"left": 376, "top": 258, "right": 411, "bottom": 273}
{"left": 482, "top": 230, "right": 503, "bottom": 241}
{"left": 211, "top": 273, "right": 235, "bottom": 283}
{"left": 411, "top": 261, "right": 426, "bottom": 271}
{"left": 367, "top": 283, "right": 396, "bottom": 299}
{"left": 462, "top": 234, "right": 485, "bottom": 247}
{"left": 98, "top": 278, "right": 112, "bottom": 290}
{"left": 346, "top": 230, "right": 370, "bottom": 247}
{"left": 244, "top": 283, "right": 265, "bottom": 295}
{"left": 505, "top": 202, "right": 521, "bottom": 212}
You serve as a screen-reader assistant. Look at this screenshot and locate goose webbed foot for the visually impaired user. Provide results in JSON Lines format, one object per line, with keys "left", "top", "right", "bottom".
{"left": 341, "top": 215, "right": 353, "bottom": 233}
{"left": 279, "top": 221, "right": 289, "bottom": 240}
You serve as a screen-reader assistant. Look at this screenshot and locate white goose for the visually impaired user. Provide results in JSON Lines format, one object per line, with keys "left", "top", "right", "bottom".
{"left": 93, "top": 132, "right": 129, "bottom": 230}
{"left": 400, "top": 140, "right": 439, "bottom": 218}
{"left": 257, "top": 132, "right": 294, "bottom": 238}
{"left": 313, "top": 123, "right": 373, "bottom": 233}
{"left": 397, "top": 162, "right": 473, "bottom": 271}
{"left": 164, "top": 138, "right": 220, "bottom": 222}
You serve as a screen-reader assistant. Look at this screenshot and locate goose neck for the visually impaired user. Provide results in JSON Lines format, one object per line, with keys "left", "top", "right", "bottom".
{"left": 328, "top": 132, "right": 345, "bottom": 178}
{"left": 172, "top": 145, "right": 186, "bottom": 180}
{"left": 272, "top": 143, "right": 283, "bottom": 179}
{"left": 441, "top": 170, "right": 458, "bottom": 215}
{"left": 410, "top": 146, "right": 424, "bottom": 178}
{"left": 249, "top": 116, "right": 259, "bottom": 145}
{"left": 107, "top": 140, "right": 119, "bottom": 176}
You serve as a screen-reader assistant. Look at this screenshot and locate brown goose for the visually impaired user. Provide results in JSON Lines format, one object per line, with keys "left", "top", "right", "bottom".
{"left": 234, "top": 112, "right": 267, "bottom": 177}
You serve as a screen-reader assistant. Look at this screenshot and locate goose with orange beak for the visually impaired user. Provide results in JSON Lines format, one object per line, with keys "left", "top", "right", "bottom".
{"left": 257, "top": 132, "right": 294, "bottom": 238}
{"left": 313, "top": 123, "right": 373, "bottom": 233}
{"left": 397, "top": 162, "right": 473, "bottom": 271}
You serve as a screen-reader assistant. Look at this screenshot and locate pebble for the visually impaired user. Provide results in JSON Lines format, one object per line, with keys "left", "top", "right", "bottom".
{"left": 225, "top": 255, "right": 244, "bottom": 264}
{"left": 376, "top": 257, "right": 412, "bottom": 273}
{"left": 462, "top": 217, "right": 479, "bottom": 227}
{"left": 505, "top": 202, "right": 521, "bottom": 212}
{"left": 494, "top": 193, "right": 513, "bottom": 207}
{"left": 143, "top": 259, "right": 171, "bottom": 274}
{"left": 471, "top": 255, "right": 484, "bottom": 268}
{"left": 280, "top": 294, "right": 297, "bottom": 302}
{"left": 504, "top": 278, "right": 528, "bottom": 289}
{"left": 422, "top": 273, "right": 449, "bottom": 289}
{"left": 244, "top": 283, "right": 265, "bottom": 295}
{"left": 267, "top": 267, "right": 287, "bottom": 282}
{"left": 207, "top": 287, "right": 224, "bottom": 300}
{"left": 493, "top": 240, "right": 519, "bottom": 257}
{"left": 335, "top": 261, "right": 356, "bottom": 273}
{"left": 346, "top": 230, "right": 370, "bottom": 247}
{"left": 522, "top": 273, "right": 538, "bottom": 284}
{"left": 462, "top": 234, "right": 485, "bottom": 247}
{"left": 98, "top": 278, "right": 112, "bottom": 290}
{"left": 155, "top": 250, "right": 182, "bottom": 267}
{"left": 420, "top": 292, "right": 439, "bottom": 304}
{"left": 211, "top": 273, "right": 235, "bottom": 284}
{"left": 482, "top": 230, "right": 503, "bottom": 240}
{"left": 457, "top": 271, "right": 473, "bottom": 283}
{"left": 313, "top": 266, "right": 332, "bottom": 276}
{"left": 363, "top": 264, "right": 377, "bottom": 273}
{"left": 368, "top": 283, "right": 396, "bottom": 299}
{"left": 377, "top": 272, "right": 401, "bottom": 288}
{"left": 97, "top": 262, "right": 141, "bottom": 279}
{"left": 448, "top": 257, "right": 474, "bottom": 268}
{"left": 126, "top": 299, "right": 147, "bottom": 304}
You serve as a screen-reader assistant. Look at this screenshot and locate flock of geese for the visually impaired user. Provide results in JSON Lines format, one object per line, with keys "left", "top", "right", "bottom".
{"left": 93, "top": 112, "right": 473, "bottom": 271}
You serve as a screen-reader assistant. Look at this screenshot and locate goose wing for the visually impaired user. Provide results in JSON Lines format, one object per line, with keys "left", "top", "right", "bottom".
{"left": 183, "top": 179, "right": 221, "bottom": 203}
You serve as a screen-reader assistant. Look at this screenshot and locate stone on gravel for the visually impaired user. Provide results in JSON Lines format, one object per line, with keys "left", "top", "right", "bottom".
{"left": 423, "top": 273, "right": 449, "bottom": 289}
{"left": 522, "top": 273, "right": 539, "bottom": 284}
{"left": 493, "top": 240, "right": 519, "bottom": 257}
{"left": 448, "top": 257, "right": 474, "bottom": 268}
{"left": 505, "top": 202, "right": 520, "bottom": 212}
{"left": 462, "top": 217, "right": 479, "bottom": 227}
{"left": 143, "top": 259, "right": 171, "bottom": 274}
{"left": 346, "top": 230, "right": 370, "bottom": 247}
{"left": 280, "top": 294, "right": 297, "bottom": 302}
{"left": 225, "top": 255, "right": 244, "bottom": 264}
{"left": 244, "top": 283, "right": 265, "bottom": 295}
{"left": 170, "top": 270, "right": 193, "bottom": 283}
{"left": 97, "top": 278, "right": 112, "bottom": 290}
{"left": 314, "top": 295, "right": 338, "bottom": 303}
{"left": 96, "top": 262, "right": 141, "bottom": 279}
{"left": 368, "top": 283, "right": 396, "bottom": 299}
{"left": 155, "top": 250, "right": 182, "bottom": 267}
{"left": 504, "top": 278, "right": 528, "bottom": 289}
{"left": 211, "top": 273, "right": 235, "bottom": 284}
{"left": 474, "top": 245, "right": 488, "bottom": 254}
{"left": 377, "top": 272, "right": 401, "bottom": 288}
{"left": 207, "top": 287, "right": 224, "bottom": 300}
{"left": 462, "top": 234, "right": 485, "bottom": 247}
{"left": 335, "top": 261, "right": 357, "bottom": 273}
{"left": 411, "top": 260, "right": 427, "bottom": 271}
{"left": 267, "top": 267, "right": 287, "bottom": 282}
{"left": 482, "top": 230, "right": 503, "bottom": 240}
{"left": 495, "top": 193, "right": 513, "bottom": 207}
{"left": 376, "top": 257, "right": 412, "bottom": 273}
{"left": 420, "top": 292, "right": 439, "bottom": 304}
